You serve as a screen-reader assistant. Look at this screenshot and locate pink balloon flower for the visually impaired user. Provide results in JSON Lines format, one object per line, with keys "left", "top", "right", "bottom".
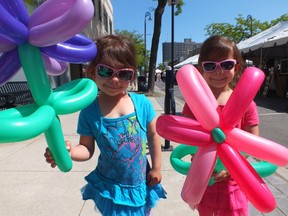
{"left": 156, "top": 64, "right": 288, "bottom": 213}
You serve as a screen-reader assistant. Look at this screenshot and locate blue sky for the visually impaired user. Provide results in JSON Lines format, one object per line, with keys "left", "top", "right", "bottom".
{"left": 111, "top": 0, "right": 287, "bottom": 65}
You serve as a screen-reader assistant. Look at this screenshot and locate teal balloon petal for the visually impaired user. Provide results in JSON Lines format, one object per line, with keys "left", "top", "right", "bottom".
{"left": 0, "top": 104, "right": 55, "bottom": 142}
{"left": 53, "top": 78, "right": 97, "bottom": 115}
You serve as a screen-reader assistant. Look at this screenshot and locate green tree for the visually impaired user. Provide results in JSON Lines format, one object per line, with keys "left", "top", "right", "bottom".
{"left": 205, "top": 14, "right": 288, "bottom": 43}
{"left": 157, "top": 63, "right": 166, "bottom": 71}
{"left": 270, "top": 14, "right": 288, "bottom": 26}
{"left": 147, "top": 0, "right": 184, "bottom": 94}
{"left": 115, "top": 30, "right": 145, "bottom": 73}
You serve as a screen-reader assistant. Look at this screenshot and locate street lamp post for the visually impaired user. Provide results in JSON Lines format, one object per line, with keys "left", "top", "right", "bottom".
{"left": 144, "top": 12, "right": 152, "bottom": 76}
{"left": 247, "top": 15, "right": 253, "bottom": 37}
{"left": 163, "top": 0, "right": 178, "bottom": 151}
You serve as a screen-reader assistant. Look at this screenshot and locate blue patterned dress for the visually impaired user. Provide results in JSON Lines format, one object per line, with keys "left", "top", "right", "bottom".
{"left": 77, "top": 93, "right": 166, "bottom": 216}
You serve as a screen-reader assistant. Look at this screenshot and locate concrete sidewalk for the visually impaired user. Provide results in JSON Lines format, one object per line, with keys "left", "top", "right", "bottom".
{"left": 0, "top": 88, "right": 287, "bottom": 215}
{"left": 0, "top": 95, "right": 194, "bottom": 216}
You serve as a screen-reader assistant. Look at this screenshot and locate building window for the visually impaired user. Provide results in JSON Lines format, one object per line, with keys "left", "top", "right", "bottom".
{"left": 91, "top": 0, "right": 95, "bottom": 17}
{"left": 103, "top": 8, "right": 108, "bottom": 33}
{"left": 109, "top": 20, "right": 113, "bottom": 34}
{"left": 98, "top": 0, "right": 102, "bottom": 21}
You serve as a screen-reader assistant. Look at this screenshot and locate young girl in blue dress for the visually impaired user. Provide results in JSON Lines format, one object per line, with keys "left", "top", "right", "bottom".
{"left": 44, "top": 34, "right": 166, "bottom": 216}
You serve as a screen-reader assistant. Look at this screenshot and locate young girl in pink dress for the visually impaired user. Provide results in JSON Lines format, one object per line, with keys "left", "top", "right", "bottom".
{"left": 182, "top": 35, "right": 259, "bottom": 216}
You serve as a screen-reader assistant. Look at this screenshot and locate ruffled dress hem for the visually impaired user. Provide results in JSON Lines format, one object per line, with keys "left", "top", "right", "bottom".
{"left": 192, "top": 179, "right": 248, "bottom": 216}
{"left": 81, "top": 170, "right": 166, "bottom": 215}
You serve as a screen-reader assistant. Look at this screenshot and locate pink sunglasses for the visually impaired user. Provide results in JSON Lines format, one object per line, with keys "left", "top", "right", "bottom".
{"left": 202, "top": 59, "right": 237, "bottom": 72}
{"left": 95, "top": 64, "right": 134, "bottom": 81}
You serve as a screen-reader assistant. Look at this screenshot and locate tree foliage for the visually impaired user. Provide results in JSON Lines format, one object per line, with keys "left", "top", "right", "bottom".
{"left": 157, "top": 63, "right": 166, "bottom": 71}
{"left": 205, "top": 14, "right": 288, "bottom": 43}
{"left": 115, "top": 29, "right": 145, "bottom": 73}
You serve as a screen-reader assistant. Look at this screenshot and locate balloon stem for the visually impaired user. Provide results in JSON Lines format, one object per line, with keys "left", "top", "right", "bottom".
{"left": 18, "top": 43, "right": 52, "bottom": 105}
{"left": 44, "top": 116, "right": 72, "bottom": 172}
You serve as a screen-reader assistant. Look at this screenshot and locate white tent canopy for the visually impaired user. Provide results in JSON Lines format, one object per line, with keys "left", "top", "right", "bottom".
{"left": 155, "top": 69, "right": 162, "bottom": 73}
{"left": 174, "top": 54, "right": 199, "bottom": 68}
{"left": 237, "top": 21, "right": 288, "bottom": 54}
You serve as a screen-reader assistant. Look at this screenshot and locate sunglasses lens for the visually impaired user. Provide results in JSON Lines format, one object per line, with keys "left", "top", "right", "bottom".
{"left": 97, "top": 66, "right": 113, "bottom": 78}
{"left": 220, "top": 61, "right": 235, "bottom": 70}
{"left": 118, "top": 70, "right": 133, "bottom": 81}
{"left": 203, "top": 62, "right": 217, "bottom": 72}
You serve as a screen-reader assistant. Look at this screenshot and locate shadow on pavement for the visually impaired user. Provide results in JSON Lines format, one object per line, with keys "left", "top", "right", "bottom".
{"left": 254, "top": 95, "right": 288, "bottom": 113}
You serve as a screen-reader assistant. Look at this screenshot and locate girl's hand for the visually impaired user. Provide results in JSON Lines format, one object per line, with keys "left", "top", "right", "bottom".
{"left": 44, "top": 140, "right": 72, "bottom": 168}
{"left": 213, "top": 170, "right": 230, "bottom": 182}
{"left": 146, "top": 169, "right": 162, "bottom": 186}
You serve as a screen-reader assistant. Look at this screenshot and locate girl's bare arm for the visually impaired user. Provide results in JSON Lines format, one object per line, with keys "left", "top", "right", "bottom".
{"left": 146, "top": 118, "right": 162, "bottom": 186}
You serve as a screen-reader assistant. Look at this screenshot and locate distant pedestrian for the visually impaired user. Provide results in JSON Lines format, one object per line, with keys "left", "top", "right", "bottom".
{"left": 44, "top": 35, "right": 166, "bottom": 216}
{"left": 161, "top": 71, "right": 166, "bottom": 82}
{"left": 157, "top": 72, "right": 161, "bottom": 82}
{"left": 182, "top": 35, "right": 259, "bottom": 216}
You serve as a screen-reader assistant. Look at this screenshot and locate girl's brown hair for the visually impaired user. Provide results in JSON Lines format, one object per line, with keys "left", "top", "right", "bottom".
{"left": 198, "top": 35, "right": 245, "bottom": 88}
{"left": 198, "top": 35, "right": 245, "bottom": 70}
{"left": 86, "top": 35, "right": 137, "bottom": 81}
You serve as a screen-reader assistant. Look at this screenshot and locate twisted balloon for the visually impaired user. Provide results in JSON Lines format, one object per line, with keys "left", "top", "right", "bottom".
{"left": 0, "top": 0, "right": 98, "bottom": 172}
{"left": 156, "top": 65, "right": 288, "bottom": 213}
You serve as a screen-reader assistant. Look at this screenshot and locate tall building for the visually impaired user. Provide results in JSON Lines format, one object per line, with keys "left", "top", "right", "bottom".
{"left": 82, "top": 0, "right": 114, "bottom": 40}
{"left": 162, "top": 38, "right": 202, "bottom": 65}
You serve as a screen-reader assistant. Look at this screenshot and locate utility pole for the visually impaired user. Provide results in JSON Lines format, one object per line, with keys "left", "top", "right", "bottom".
{"left": 163, "top": 0, "right": 179, "bottom": 151}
